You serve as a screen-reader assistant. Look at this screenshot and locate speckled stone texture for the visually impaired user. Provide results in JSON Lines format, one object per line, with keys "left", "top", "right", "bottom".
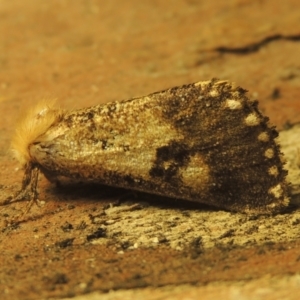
{"left": 1, "top": 1, "right": 300, "bottom": 299}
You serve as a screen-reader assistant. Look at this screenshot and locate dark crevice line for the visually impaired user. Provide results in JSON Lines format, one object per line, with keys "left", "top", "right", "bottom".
{"left": 213, "top": 34, "right": 300, "bottom": 55}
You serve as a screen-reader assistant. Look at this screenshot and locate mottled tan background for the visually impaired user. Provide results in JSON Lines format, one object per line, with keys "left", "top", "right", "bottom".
{"left": 1, "top": 1, "right": 300, "bottom": 299}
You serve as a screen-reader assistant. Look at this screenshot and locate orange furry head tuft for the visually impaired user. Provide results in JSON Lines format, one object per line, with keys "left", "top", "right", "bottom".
{"left": 11, "top": 100, "right": 62, "bottom": 167}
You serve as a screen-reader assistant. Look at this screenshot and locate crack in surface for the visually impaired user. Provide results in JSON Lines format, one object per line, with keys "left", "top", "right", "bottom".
{"left": 214, "top": 34, "right": 300, "bottom": 55}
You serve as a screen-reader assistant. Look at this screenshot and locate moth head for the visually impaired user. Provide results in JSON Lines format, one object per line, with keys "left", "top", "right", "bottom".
{"left": 11, "top": 100, "right": 62, "bottom": 167}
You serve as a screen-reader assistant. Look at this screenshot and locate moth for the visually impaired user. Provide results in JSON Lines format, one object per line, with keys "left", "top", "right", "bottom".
{"left": 6, "top": 79, "right": 289, "bottom": 215}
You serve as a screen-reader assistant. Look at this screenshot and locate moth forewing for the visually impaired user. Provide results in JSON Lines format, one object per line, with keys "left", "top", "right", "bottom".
{"left": 8, "top": 79, "right": 289, "bottom": 215}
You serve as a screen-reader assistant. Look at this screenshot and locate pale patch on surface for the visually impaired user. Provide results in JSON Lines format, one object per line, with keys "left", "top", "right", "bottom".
{"left": 278, "top": 123, "right": 300, "bottom": 199}
{"left": 244, "top": 113, "right": 260, "bottom": 126}
{"left": 88, "top": 198, "right": 299, "bottom": 251}
{"left": 61, "top": 274, "right": 300, "bottom": 300}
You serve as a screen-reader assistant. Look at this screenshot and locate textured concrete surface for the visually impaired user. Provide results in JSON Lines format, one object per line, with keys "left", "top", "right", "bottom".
{"left": 1, "top": 1, "right": 300, "bottom": 299}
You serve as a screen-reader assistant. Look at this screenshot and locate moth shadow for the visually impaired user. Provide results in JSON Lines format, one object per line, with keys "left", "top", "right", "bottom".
{"left": 47, "top": 181, "right": 218, "bottom": 212}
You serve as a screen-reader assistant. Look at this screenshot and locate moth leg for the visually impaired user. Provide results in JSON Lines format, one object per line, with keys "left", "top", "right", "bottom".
{"left": 1, "top": 163, "right": 41, "bottom": 224}
{"left": 21, "top": 165, "right": 40, "bottom": 216}
{"left": 1, "top": 163, "right": 40, "bottom": 207}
